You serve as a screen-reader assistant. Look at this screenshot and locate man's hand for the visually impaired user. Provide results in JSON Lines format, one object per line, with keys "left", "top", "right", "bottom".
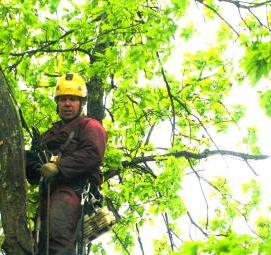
{"left": 41, "top": 162, "right": 59, "bottom": 179}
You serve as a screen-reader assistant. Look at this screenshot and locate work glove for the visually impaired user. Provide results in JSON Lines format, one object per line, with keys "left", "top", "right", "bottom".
{"left": 41, "top": 162, "right": 58, "bottom": 179}
{"left": 41, "top": 155, "right": 60, "bottom": 179}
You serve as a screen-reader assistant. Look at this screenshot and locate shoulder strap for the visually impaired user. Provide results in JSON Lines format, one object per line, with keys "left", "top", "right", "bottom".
{"left": 58, "top": 116, "right": 99, "bottom": 151}
{"left": 58, "top": 117, "right": 87, "bottom": 153}
{"left": 60, "top": 130, "right": 75, "bottom": 152}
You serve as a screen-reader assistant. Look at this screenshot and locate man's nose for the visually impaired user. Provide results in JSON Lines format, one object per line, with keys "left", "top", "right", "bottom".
{"left": 64, "top": 99, "right": 72, "bottom": 105}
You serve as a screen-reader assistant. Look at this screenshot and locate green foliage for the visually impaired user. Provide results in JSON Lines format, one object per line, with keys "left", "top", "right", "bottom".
{"left": 255, "top": 216, "right": 271, "bottom": 239}
{"left": 151, "top": 157, "right": 186, "bottom": 219}
{"left": 260, "top": 90, "right": 271, "bottom": 117}
{"left": 241, "top": 42, "right": 271, "bottom": 85}
{"left": 90, "top": 243, "right": 107, "bottom": 255}
{"left": 111, "top": 216, "right": 135, "bottom": 254}
{"left": 243, "top": 127, "right": 261, "bottom": 155}
{"left": 232, "top": 104, "right": 246, "bottom": 123}
{"left": 170, "top": 0, "right": 189, "bottom": 18}
{"left": 171, "top": 240, "right": 202, "bottom": 255}
{"left": 26, "top": 184, "right": 40, "bottom": 231}
{"left": 202, "top": 0, "right": 219, "bottom": 19}
{"left": 241, "top": 179, "right": 261, "bottom": 216}
{"left": 0, "top": 0, "right": 271, "bottom": 254}
{"left": 180, "top": 23, "right": 195, "bottom": 41}
{"left": 153, "top": 237, "right": 172, "bottom": 255}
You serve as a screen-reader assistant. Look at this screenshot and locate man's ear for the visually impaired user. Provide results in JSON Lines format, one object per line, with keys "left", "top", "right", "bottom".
{"left": 81, "top": 98, "right": 87, "bottom": 106}
{"left": 80, "top": 98, "right": 87, "bottom": 116}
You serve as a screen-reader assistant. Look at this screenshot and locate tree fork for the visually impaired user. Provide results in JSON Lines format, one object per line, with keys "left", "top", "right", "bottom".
{"left": 0, "top": 70, "right": 34, "bottom": 255}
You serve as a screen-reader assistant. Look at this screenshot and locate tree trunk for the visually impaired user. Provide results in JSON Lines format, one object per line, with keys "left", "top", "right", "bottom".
{"left": 0, "top": 70, "right": 34, "bottom": 255}
{"left": 86, "top": 76, "right": 105, "bottom": 122}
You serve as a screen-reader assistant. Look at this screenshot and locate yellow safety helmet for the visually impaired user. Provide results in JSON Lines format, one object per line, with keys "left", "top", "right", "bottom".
{"left": 54, "top": 73, "right": 88, "bottom": 100}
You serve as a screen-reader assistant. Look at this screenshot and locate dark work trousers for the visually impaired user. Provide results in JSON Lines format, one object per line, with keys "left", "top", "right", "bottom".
{"left": 38, "top": 185, "right": 81, "bottom": 255}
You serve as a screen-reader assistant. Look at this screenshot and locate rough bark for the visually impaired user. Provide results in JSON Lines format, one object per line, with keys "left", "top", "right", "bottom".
{"left": 86, "top": 76, "right": 105, "bottom": 122}
{"left": 0, "top": 70, "right": 34, "bottom": 255}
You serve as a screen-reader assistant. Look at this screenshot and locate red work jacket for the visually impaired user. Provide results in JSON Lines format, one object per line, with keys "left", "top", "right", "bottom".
{"left": 42, "top": 116, "right": 107, "bottom": 186}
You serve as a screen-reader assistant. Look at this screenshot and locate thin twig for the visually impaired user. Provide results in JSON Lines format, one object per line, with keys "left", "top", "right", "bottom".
{"left": 156, "top": 52, "right": 176, "bottom": 146}
{"left": 187, "top": 211, "right": 208, "bottom": 237}
{"left": 161, "top": 212, "right": 175, "bottom": 251}
{"left": 195, "top": 0, "right": 240, "bottom": 36}
{"left": 187, "top": 158, "right": 209, "bottom": 231}
{"left": 136, "top": 223, "right": 145, "bottom": 255}
{"left": 112, "top": 229, "right": 131, "bottom": 255}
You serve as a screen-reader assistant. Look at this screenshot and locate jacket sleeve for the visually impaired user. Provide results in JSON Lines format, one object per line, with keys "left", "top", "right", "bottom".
{"left": 57, "top": 119, "right": 107, "bottom": 179}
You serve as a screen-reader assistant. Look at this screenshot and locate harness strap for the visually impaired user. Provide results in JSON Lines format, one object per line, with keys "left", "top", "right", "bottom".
{"left": 59, "top": 130, "right": 75, "bottom": 156}
{"left": 46, "top": 183, "right": 51, "bottom": 255}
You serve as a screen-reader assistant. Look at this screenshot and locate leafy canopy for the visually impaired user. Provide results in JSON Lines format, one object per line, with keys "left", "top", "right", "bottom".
{"left": 0, "top": 0, "right": 271, "bottom": 254}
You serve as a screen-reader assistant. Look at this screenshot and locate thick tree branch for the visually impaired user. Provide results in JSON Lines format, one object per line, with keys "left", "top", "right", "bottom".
{"left": 9, "top": 47, "right": 92, "bottom": 59}
{"left": 123, "top": 149, "right": 268, "bottom": 166}
{"left": 104, "top": 149, "right": 268, "bottom": 181}
{"left": 32, "top": 30, "right": 75, "bottom": 50}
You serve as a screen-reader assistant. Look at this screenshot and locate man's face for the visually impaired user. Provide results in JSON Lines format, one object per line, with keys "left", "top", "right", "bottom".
{"left": 58, "top": 95, "right": 81, "bottom": 121}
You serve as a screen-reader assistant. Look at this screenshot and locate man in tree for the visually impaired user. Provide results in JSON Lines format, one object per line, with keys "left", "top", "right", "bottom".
{"left": 26, "top": 73, "right": 107, "bottom": 255}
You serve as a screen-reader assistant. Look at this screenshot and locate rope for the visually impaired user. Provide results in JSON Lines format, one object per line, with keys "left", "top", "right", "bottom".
{"left": 46, "top": 182, "right": 50, "bottom": 255}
